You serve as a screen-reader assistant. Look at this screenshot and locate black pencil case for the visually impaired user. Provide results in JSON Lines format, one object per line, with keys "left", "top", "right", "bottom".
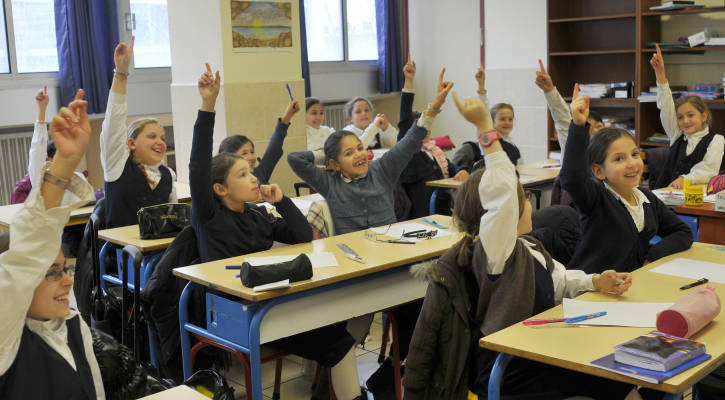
{"left": 239, "top": 254, "right": 313, "bottom": 288}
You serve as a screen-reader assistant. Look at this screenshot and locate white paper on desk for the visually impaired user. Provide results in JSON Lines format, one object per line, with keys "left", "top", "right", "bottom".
{"left": 370, "top": 222, "right": 454, "bottom": 243}
{"left": 253, "top": 279, "right": 290, "bottom": 292}
{"left": 651, "top": 257, "right": 725, "bottom": 283}
{"left": 245, "top": 252, "right": 338, "bottom": 269}
{"left": 562, "top": 298, "right": 673, "bottom": 327}
{"left": 290, "top": 193, "right": 325, "bottom": 210}
{"left": 533, "top": 162, "right": 561, "bottom": 169}
{"left": 653, "top": 188, "right": 716, "bottom": 203}
{"left": 519, "top": 174, "right": 536, "bottom": 184}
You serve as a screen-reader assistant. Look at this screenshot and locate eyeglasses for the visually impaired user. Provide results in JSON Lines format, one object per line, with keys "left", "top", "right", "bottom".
{"left": 402, "top": 229, "right": 437, "bottom": 240}
{"left": 45, "top": 265, "right": 75, "bottom": 282}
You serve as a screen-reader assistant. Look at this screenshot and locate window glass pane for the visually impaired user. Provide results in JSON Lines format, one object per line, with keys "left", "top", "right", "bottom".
{"left": 0, "top": 1, "right": 9, "bottom": 73}
{"left": 131, "top": 0, "right": 171, "bottom": 68}
{"left": 346, "top": 0, "right": 377, "bottom": 61}
{"left": 304, "top": 0, "right": 343, "bottom": 62}
{"left": 11, "top": 0, "right": 58, "bottom": 73}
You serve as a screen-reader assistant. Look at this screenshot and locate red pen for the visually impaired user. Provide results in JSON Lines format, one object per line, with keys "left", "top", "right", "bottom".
{"left": 522, "top": 318, "right": 567, "bottom": 326}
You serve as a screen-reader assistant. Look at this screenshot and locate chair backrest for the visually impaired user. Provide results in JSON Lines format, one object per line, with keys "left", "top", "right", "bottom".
{"left": 306, "top": 200, "right": 334, "bottom": 238}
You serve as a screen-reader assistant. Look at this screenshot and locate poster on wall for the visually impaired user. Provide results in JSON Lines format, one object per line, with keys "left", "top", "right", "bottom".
{"left": 231, "top": 1, "right": 293, "bottom": 52}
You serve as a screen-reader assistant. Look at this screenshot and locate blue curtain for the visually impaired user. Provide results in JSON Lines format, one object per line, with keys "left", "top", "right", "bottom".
{"left": 375, "top": 0, "right": 404, "bottom": 93}
{"left": 299, "top": 0, "right": 311, "bottom": 97}
{"left": 54, "top": 0, "right": 119, "bottom": 113}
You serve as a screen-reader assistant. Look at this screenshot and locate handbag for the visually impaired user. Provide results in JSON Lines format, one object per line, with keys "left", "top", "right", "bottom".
{"left": 239, "top": 253, "right": 313, "bottom": 287}
{"left": 137, "top": 203, "right": 191, "bottom": 239}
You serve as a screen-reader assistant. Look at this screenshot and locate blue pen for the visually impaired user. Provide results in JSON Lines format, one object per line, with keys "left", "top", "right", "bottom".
{"left": 565, "top": 311, "right": 607, "bottom": 324}
{"left": 422, "top": 217, "right": 447, "bottom": 229}
{"left": 285, "top": 83, "right": 293, "bottom": 101}
{"left": 226, "top": 265, "right": 242, "bottom": 270}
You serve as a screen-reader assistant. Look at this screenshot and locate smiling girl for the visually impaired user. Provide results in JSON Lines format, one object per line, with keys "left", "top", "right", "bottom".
{"left": 101, "top": 37, "right": 177, "bottom": 228}
{"left": 342, "top": 96, "right": 398, "bottom": 149}
{"left": 560, "top": 84, "right": 692, "bottom": 274}
{"left": 305, "top": 97, "right": 335, "bottom": 151}
{"left": 651, "top": 44, "right": 724, "bottom": 189}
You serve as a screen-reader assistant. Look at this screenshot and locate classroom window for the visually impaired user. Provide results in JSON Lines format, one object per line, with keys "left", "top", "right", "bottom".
{"left": 304, "top": 0, "right": 378, "bottom": 63}
{"left": 129, "top": 0, "right": 171, "bottom": 69}
{"left": 9, "top": 0, "right": 59, "bottom": 73}
{"left": 0, "top": 1, "right": 9, "bottom": 73}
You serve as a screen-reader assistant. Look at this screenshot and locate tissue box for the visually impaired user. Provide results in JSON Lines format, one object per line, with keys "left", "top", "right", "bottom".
{"left": 716, "top": 190, "right": 725, "bottom": 212}
{"left": 689, "top": 31, "right": 707, "bottom": 47}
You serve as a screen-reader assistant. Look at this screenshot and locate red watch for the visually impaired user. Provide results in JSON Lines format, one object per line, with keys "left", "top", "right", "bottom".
{"left": 479, "top": 130, "right": 501, "bottom": 147}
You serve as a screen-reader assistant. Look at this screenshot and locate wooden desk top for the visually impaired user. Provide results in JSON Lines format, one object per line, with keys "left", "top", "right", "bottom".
{"left": 173, "top": 215, "right": 461, "bottom": 302}
{"left": 98, "top": 224, "right": 176, "bottom": 252}
{"left": 480, "top": 243, "right": 725, "bottom": 394}
{"left": 673, "top": 202, "right": 724, "bottom": 218}
{"left": 426, "top": 160, "right": 560, "bottom": 190}
{"left": 139, "top": 385, "right": 208, "bottom": 400}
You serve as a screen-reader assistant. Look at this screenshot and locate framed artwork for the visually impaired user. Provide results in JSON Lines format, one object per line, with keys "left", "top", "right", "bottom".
{"left": 231, "top": 1, "right": 293, "bottom": 52}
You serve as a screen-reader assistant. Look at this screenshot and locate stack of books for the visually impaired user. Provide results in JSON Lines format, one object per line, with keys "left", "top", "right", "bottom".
{"left": 591, "top": 331, "right": 711, "bottom": 383}
{"left": 650, "top": 1, "right": 704, "bottom": 11}
{"left": 680, "top": 91, "right": 723, "bottom": 100}
{"left": 705, "top": 37, "right": 725, "bottom": 46}
{"left": 578, "top": 84, "right": 609, "bottom": 99}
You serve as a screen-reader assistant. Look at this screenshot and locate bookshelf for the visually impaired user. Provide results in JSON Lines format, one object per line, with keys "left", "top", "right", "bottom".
{"left": 546, "top": 0, "right": 725, "bottom": 154}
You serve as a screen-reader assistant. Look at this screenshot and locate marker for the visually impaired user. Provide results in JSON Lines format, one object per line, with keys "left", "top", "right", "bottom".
{"left": 565, "top": 311, "right": 607, "bottom": 324}
{"left": 379, "top": 239, "right": 415, "bottom": 244}
{"left": 522, "top": 318, "right": 567, "bottom": 326}
{"left": 680, "top": 278, "right": 709, "bottom": 290}
{"left": 285, "top": 83, "right": 293, "bottom": 101}
{"left": 226, "top": 265, "right": 242, "bottom": 269}
{"left": 422, "top": 217, "right": 448, "bottom": 229}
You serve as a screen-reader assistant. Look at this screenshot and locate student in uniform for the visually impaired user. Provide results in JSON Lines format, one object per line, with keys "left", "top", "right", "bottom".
{"left": 342, "top": 96, "right": 398, "bottom": 149}
{"left": 191, "top": 64, "right": 367, "bottom": 400}
{"left": 101, "top": 37, "right": 177, "bottom": 228}
{"left": 306, "top": 97, "right": 336, "bottom": 151}
{"left": 0, "top": 92, "right": 105, "bottom": 399}
{"left": 218, "top": 98, "right": 300, "bottom": 184}
{"left": 404, "top": 92, "right": 637, "bottom": 400}
{"left": 650, "top": 45, "right": 724, "bottom": 189}
{"left": 560, "top": 84, "right": 693, "bottom": 274}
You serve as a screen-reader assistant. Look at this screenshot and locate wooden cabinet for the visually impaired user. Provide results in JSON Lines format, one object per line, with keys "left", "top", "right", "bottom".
{"left": 546, "top": 0, "right": 725, "bottom": 155}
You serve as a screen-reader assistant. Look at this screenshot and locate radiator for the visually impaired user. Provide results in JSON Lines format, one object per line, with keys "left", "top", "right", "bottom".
{"left": 322, "top": 103, "right": 347, "bottom": 131}
{"left": 0, "top": 130, "right": 32, "bottom": 205}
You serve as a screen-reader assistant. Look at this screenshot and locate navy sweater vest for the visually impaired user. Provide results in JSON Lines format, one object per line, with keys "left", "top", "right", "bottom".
{"left": 655, "top": 132, "right": 715, "bottom": 189}
{"left": 0, "top": 316, "right": 96, "bottom": 400}
{"left": 105, "top": 156, "right": 172, "bottom": 228}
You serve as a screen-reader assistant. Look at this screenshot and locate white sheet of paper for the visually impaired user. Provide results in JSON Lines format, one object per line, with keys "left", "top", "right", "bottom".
{"left": 650, "top": 257, "right": 725, "bottom": 283}
{"left": 245, "top": 252, "right": 338, "bottom": 269}
{"left": 370, "top": 222, "right": 454, "bottom": 243}
{"left": 519, "top": 174, "right": 537, "bottom": 184}
{"left": 253, "top": 279, "right": 290, "bottom": 292}
{"left": 562, "top": 298, "right": 673, "bottom": 327}
{"left": 290, "top": 193, "right": 325, "bottom": 210}
{"left": 653, "top": 188, "right": 716, "bottom": 203}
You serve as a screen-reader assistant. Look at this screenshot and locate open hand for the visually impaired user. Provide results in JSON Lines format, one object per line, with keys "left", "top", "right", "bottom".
{"left": 452, "top": 91, "right": 491, "bottom": 131}
{"left": 535, "top": 59, "right": 554, "bottom": 92}
{"left": 281, "top": 100, "right": 301, "bottom": 124}
{"left": 650, "top": 44, "right": 667, "bottom": 84}
{"left": 35, "top": 85, "right": 49, "bottom": 114}
{"left": 570, "top": 83, "right": 590, "bottom": 126}
{"left": 593, "top": 270, "right": 632, "bottom": 296}
{"left": 114, "top": 36, "right": 134, "bottom": 74}
{"left": 669, "top": 176, "right": 685, "bottom": 190}
{"left": 49, "top": 89, "right": 91, "bottom": 165}
{"left": 259, "top": 184, "right": 283, "bottom": 203}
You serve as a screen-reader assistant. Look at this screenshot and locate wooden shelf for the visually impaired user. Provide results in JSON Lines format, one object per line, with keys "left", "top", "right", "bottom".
{"left": 642, "top": 46, "right": 725, "bottom": 53}
{"left": 549, "top": 14, "right": 635, "bottom": 23}
{"left": 640, "top": 141, "right": 669, "bottom": 148}
{"left": 642, "top": 7, "right": 725, "bottom": 17}
{"left": 550, "top": 49, "right": 636, "bottom": 56}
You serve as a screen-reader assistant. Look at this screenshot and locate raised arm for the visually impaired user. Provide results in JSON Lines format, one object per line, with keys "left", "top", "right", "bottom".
{"left": 287, "top": 150, "right": 332, "bottom": 196}
{"left": 398, "top": 52, "right": 416, "bottom": 137}
{"left": 189, "top": 63, "right": 222, "bottom": 222}
{"left": 536, "top": 59, "right": 573, "bottom": 151}
{"left": 28, "top": 86, "right": 50, "bottom": 187}
{"left": 475, "top": 63, "right": 490, "bottom": 108}
{"left": 255, "top": 100, "right": 300, "bottom": 184}
{"left": 100, "top": 37, "right": 134, "bottom": 182}
{"left": 651, "top": 45, "right": 681, "bottom": 141}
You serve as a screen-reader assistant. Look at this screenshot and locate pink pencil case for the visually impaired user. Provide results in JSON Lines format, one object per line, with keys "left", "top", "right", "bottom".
{"left": 656, "top": 285, "right": 721, "bottom": 338}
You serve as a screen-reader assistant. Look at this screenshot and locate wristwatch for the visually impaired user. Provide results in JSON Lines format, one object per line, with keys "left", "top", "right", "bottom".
{"left": 479, "top": 130, "right": 502, "bottom": 147}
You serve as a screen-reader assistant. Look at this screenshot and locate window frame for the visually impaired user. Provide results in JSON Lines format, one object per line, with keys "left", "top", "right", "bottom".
{"left": 116, "top": 0, "right": 171, "bottom": 77}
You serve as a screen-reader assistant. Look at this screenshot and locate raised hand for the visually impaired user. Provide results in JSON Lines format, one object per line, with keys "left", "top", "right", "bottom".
{"left": 570, "top": 83, "right": 590, "bottom": 126}
{"left": 403, "top": 53, "right": 416, "bottom": 89}
{"left": 534, "top": 59, "right": 554, "bottom": 92}
{"left": 452, "top": 91, "right": 491, "bottom": 131}
{"left": 49, "top": 89, "right": 91, "bottom": 166}
{"left": 281, "top": 100, "right": 301, "bottom": 125}
{"left": 475, "top": 62, "right": 486, "bottom": 94}
{"left": 650, "top": 44, "right": 667, "bottom": 84}
{"left": 36, "top": 85, "right": 49, "bottom": 122}
{"left": 430, "top": 68, "right": 453, "bottom": 110}
{"left": 593, "top": 270, "right": 632, "bottom": 296}
{"left": 453, "top": 170, "right": 469, "bottom": 181}
{"left": 198, "top": 62, "right": 221, "bottom": 112}
{"left": 259, "top": 184, "right": 283, "bottom": 203}
{"left": 114, "top": 36, "right": 135, "bottom": 74}
{"left": 374, "top": 114, "right": 389, "bottom": 130}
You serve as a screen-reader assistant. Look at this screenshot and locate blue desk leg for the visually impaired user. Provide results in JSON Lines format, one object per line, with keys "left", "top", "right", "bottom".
{"left": 429, "top": 188, "right": 439, "bottom": 215}
{"left": 488, "top": 353, "right": 513, "bottom": 400}
{"left": 179, "top": 281, "right": 195, "bottom": 380}
{"left": 663, "top": 392, "right": 684, "bottom": 400}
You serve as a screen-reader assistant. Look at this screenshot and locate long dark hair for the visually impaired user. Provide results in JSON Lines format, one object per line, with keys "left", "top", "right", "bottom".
{"left": 219, "top": 135, "right": 253, "bottom": 154}
{"left": 211, "top": 153, "right": 244, "bottom": 199}
{"left": 323, "top": 130, "right": 360, "bottom": 163}
{"left": 586, "top": 127, "right": 636, "bottom": 168}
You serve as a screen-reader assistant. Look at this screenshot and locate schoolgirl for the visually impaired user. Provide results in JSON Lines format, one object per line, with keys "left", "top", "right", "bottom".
{"left": 306, "top": 97, "right": 335, "bottom": 151}
{"left": 342, "top": 96, "right": 398, "bottom": 149}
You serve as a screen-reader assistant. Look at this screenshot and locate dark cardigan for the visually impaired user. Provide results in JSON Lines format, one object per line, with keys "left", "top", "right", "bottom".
{"left": 560, "top": 121, "right": 693, "bottom": 273}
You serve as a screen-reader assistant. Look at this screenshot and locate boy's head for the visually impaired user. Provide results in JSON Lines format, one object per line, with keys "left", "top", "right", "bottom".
{"left": 305, "top": 97, "right": 325, "bottom": 129}
{"left": 345, "top": 97, "right": 374, "bottom": 130}
{"left": 28, "top": 249, "right": 74, "bottom": 321}
{"left": 219, "top": 135, "right": 257, "bottom": 170}
{"left": 324, "top": 130, "right": 368, "bottom": 180}
{"left": 211, "top": 153, "right": 260, "bottom": 209}
{"left": 587, "top": 127, "right": 643, "bottom": 195}
{"left": 587, "top": 110, "right": 605, "bottom": 136}
{"left": 46, "top": 140, "right": 56, "bottom": 162}
{"left": 127, "top": 118, "right": 166, "bottom": 166}
{"left": 675, "top": 96, "right": 711, "bottom": 135}
{"left": 490, "top": 103, "right": 514, "bottom": 136}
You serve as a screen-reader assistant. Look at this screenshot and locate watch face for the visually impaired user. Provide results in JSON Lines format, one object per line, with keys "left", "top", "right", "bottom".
{"left": 481, "top": 135, "right": 491, "bottom": 145}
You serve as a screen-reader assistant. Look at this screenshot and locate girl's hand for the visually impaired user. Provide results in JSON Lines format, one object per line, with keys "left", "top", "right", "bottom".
{"left": 535, "top": 59, "right": 554, "bottom": 93}
{"left": 259, "top": 184, "right": 283, "bottom": 203}
{"left": 475, "top": 62, "right": 485, "bottom": 93}
{"left": 650, "top": 44, "right": 667, "bottom": 84}
{"left": 453, "top": 170, "right": 469, "bottom": 181}
{"left": 114, "top": 36, "right": 134, "bottom": 74}
{"left": 403, "top": 53, "right": 416, "bottom": 88}
{"left": 49, "top": 89, "right": 91, "bottom": 167}
{"left": 281, "top": 100, "right": 301, "bottom": 125}
{"left": 570, "top": 83, "right": 590, "bottom": 126}
{"left": 374, "top": 114, "right": 389, "bottom": 130}
{"left": 198, "top": 63, "right": 221, "bottom": 112}
{"left": 669, "top": 176, "right": 685, "bottom": 190}
{"left": 430, "top": 68, "right": 454, "bottom": 110}
{"left": 452, "top": 91, "right": 492, "bottom": 131}
{"left": 35, "top": 85, "right": 49, "bottom": 114}
{"left": 593, "top": 270, "right": 632, "bottom": 296}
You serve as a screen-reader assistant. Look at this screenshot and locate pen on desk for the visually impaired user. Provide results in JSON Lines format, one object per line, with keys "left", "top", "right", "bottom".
{"left": 285, "top": 83, "right": 294, "bottom": 101}
{"left": 422, "top": 217, "right": 448, "bottom": 229}
{"left": 565, "top": 311, "right": 607, "bottom": 324}
{"left": 380, "top": 239, "right": 415, "bottom": 244}
{"left": 226, "top": 265, "right": 242, "bottom": 270}
{"left": 680, "top": 278, "right": 709, "bottom": 290}
{"left": 522, "top": 318, "right": 567, "bottom": 326}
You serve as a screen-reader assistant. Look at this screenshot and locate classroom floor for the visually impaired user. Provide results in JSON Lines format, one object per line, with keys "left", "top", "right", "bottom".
{"left": 222, "top": 312, "right": 388, "bottom": 400}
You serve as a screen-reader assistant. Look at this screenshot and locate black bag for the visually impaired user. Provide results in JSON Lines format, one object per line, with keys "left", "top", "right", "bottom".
{"left": 137, "top": 203, "right": 191, "bottom": 239}
{"left": 183, "top": 370, "right": 235, "bottom": 400}
{"left": 239, "top": 253, "right": 313, "bottom": 287}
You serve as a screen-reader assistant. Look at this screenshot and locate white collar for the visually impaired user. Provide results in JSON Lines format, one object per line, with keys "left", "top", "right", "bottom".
{"left": 604, "top": 182, "right": 650, "bottom": 206}
{"left": 683, "top": 126, "right": 710, "bottom": 141}
{"left": 341, "top": 171, "right": 368, "bottom": 183}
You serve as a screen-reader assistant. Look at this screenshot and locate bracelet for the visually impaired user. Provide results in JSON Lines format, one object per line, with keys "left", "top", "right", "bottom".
{"left": 43, "top": 170, "right": 71, "bottom": 190}
{"left": 426, "top": 103, "right": 442, "bottom": 115}
{"left": 114, "top": 69, "right": 129, "bottom": 76}
{"left": 37, "top": 120, "right": 45, "bottom": 124}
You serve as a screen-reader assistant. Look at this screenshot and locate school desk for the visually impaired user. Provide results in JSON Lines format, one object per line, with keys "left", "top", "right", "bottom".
{"left": 671, "top": 203, "right": 725, "bottom": 246}
{"left": 173, "top": 215, "right": 461, "bottom": 400}
{"left": 139, "top": 384, "right": 208, "bottom": 399}
{"left": 480, "top": 243, "right": 725, "bottom": 400}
